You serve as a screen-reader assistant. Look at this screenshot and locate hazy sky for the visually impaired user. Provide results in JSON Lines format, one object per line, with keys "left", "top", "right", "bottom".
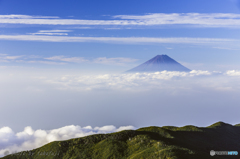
{"left": 1, "top": 0, "right": 240, "bottom": 156}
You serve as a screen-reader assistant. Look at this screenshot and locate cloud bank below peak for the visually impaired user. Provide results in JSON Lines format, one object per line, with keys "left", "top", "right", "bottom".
{"left": 37, "top": 70, "right": 240, "bottom": 91}
{"left": 1, "top": 69, "right": 240, "bottom": 155}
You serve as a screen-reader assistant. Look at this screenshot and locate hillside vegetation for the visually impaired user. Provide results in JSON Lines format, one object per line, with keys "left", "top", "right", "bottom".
{"left": 2, "top": 121, "right": 240, "bottom": 159}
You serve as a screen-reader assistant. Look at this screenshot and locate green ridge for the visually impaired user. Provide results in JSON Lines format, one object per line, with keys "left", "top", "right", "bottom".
{"left": 207, "top": 121, "right": 232, "bottom": 128}
{"left": 2, "top": 122, "right": 240, "bottom": 159}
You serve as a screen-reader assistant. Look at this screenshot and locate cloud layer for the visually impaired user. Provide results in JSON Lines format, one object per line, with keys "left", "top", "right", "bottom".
{"left": 0, "top": 35, "right": 238, "bottom": 49}
{"left": 29, "top": 30, "right": 72, "bottom": 36}
{"left": 0, "top": 125, "right": 134, "bottom": 157}
{"left": 41, "top": 70, "right": 239, "bottom": 91}
{"left": 0, "top": 54, "right": 138, "bottom": 65}
{"left": 1, "top": 69, "right": 240, "bottom": 158}
{"left": 1, "top": 13, "right": 240, "bottom": 28}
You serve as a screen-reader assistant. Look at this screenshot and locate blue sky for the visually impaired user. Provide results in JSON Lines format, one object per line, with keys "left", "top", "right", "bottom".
{"left": 1, "top": 0, "right": 240, "bottom": 156}
{"left": 0, "top": 0, "right": 240, "bottom": 71}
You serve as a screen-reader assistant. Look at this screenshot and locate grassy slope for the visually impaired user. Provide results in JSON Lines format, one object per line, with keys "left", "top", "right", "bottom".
{"left": 2, "top": 122, "right": 240, "bottom": 159}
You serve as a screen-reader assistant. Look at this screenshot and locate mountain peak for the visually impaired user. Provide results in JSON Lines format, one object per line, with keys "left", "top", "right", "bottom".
{"left": 152, "top": 54, "right": 168, "bottom": 59}
{"left": 155, "top": 54, "right": 167, "bottom": 57}
{"left": 208, "top": 121, "right": 233, "bottom": 128}
{"left": 126, "top": 55, "right": 191, "bottom": 72}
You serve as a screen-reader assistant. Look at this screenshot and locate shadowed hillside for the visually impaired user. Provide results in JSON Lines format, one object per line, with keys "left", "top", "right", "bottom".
{"left": 2, "top": 121, "right": 240, "bottom": 159}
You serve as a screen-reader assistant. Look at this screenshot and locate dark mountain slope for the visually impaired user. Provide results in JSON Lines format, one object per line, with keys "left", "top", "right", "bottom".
{"left": 2, "top": 121, "right": 240, "bottom": 159}
{"left": 126, "top": 55, "right": 191, "bottom": 72}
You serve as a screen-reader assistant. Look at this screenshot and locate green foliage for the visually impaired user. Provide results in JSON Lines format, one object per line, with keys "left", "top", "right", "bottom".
{"left": 234, "top": 123, "right": 240, "bottom": 126}
{"left": 162, "top": 125, "right": 202, "bottom": 132}
{"left": 207, "top": 121, "right": 232, "bottom": 128}
{"left": 2, "top": 121, "right": 240, "bottom": 159}
{"left": 137, "top": 126, "right": 173, "bottom": 138}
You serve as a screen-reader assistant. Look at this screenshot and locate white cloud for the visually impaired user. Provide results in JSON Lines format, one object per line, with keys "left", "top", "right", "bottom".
{"left": 29, "top": 33, "right": 68, "bottom": 35}
{"left": 93, "top": 57, "right": 138, "bottom": 65}
{"left": 27, "top": 60, "right": 66, "bottom": 65}
{"left": 28, "top": 30, "right": 73, "bottom": 36}
{"left": 42, "top": 70, "right": 218, "bottom": 91}
{"left": 45, "top": 56, "right": 88, "bottom": 63}
{"left": 46, "top": 56, "right": 137, "bottom": 65}
{"left": 116, "top": 126, "right": 136, "bottom": 132}
{"left": 94, "top": 125, "right": 116, "bottom": 132}
{"left": 0, "top": 15, "right": 59, "bottom": 19}
{"left": 38, "top": 30, "right": 72, "bottom": 33}
{"left": 225, "top": 70, "right": 240, "bottom": 76}
{"left": 0, "top": 35, "right": 237, "bottom": 48}
{"left": 104, "top": 28, "right": 122, "bottom": 30}
{"left": 0, "top": 124, "right": 134, "bottom": 157}
{"left": 0, "top": 54, "right": 23, "bottom": 62}
{"left": 189, "top": 70, "right": 211, "bottom": 76}
{"left": 113, "top": 13, "right": 240, "bottom": 28}
{"left": 1, "top": 13, "right": 240, "bottom": 28}
{"left": 43, "top": 56, "right": 138, "bottom": 65}
{"left": 0, "top": 54, "right": 138, "bottom": 65}
{"left": 213, "top": 47, "right": 240, "bottom": 50}
{"left": 72, "top": 27, "right": 93, "bottom": 29}
{"left": 4, "top": 56, "right": 23, "bottom": 60}
{"left": 36, "top": 70, "right": 240, "bottom": 92}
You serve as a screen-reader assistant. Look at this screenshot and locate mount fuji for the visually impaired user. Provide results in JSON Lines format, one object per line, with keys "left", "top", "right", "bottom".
{"left": 126, "top": 55, "right": 191, "bottom": 72}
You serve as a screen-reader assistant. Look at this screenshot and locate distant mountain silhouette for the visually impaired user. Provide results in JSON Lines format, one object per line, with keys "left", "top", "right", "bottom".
{"left": 126, "top": 55, "right": 191, "bottom": 72}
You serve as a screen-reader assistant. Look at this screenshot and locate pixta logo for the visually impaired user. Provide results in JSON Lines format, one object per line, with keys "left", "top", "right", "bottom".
{"left": 210, "top": 150, "right": 238, "bottom": 156}
{"left": 228, "top": 151, "right": 238, "bottom": 155}
{"left": 210, "top": 150, "right": 215, "bottom": 156}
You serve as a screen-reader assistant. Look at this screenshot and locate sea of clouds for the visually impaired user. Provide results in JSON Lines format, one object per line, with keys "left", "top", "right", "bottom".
{"left": 1, "top": 69, "right": 240, "bottom": 157}
{"left": 36, "top": 70, "right": 240, "bottom": 91}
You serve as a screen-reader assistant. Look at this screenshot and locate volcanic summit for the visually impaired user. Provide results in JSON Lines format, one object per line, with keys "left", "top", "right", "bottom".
{"left": 126, "top": 55, "right": 191, "bottom": 72}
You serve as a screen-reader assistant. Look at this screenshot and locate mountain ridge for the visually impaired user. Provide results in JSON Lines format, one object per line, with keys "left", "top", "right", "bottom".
{"left": 2, "top": 121, "right": 240, "bottom": 159}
